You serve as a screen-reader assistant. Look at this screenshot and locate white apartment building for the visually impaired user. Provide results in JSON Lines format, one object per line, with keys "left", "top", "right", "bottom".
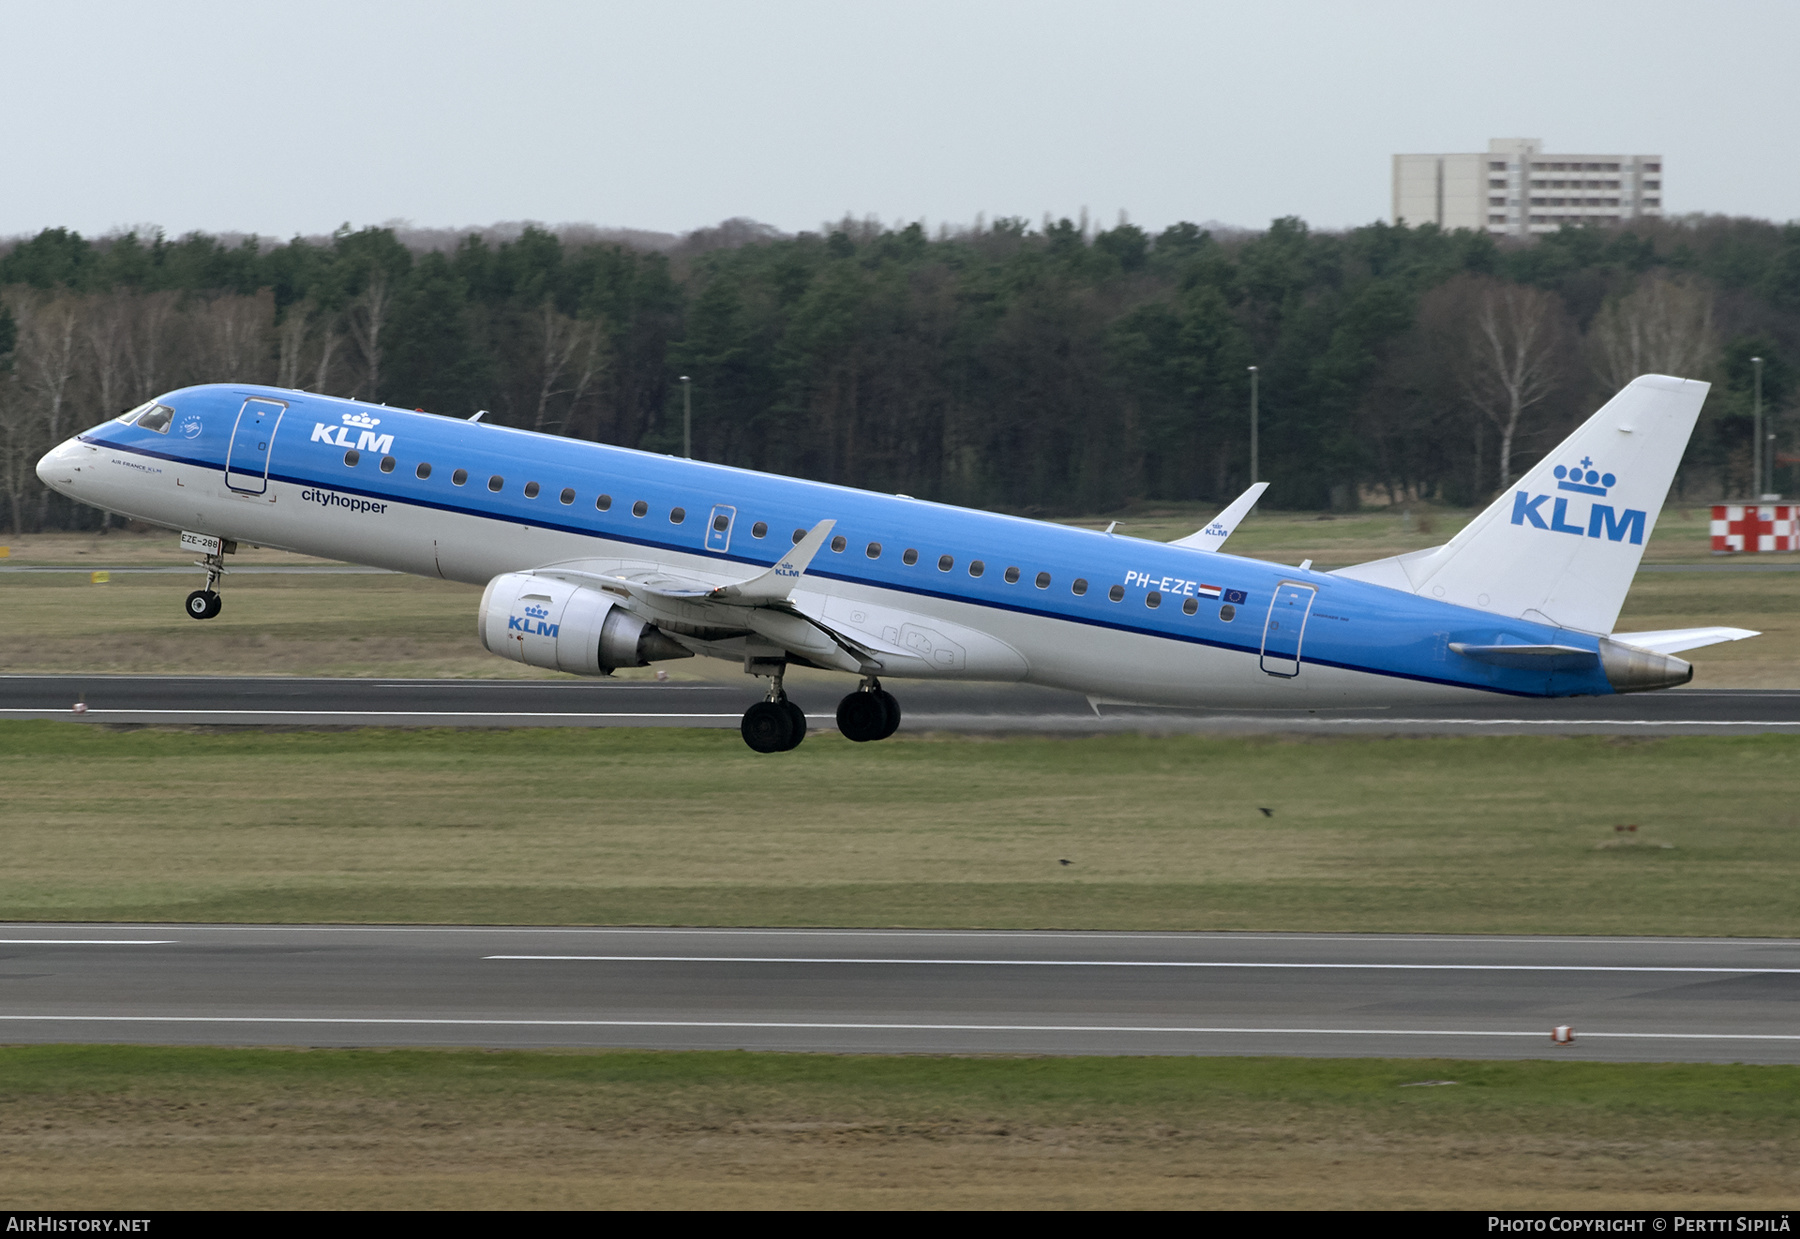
{"left": 1392, "top": 138, "right": 1663, "bottom": 238}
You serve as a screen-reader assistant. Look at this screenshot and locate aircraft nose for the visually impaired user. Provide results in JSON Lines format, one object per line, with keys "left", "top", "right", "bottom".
{"left": 36, "top": 438, "right": 76, "bottom": 491}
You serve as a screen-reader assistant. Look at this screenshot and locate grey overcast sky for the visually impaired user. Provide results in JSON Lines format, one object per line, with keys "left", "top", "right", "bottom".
{"left": 5, "top": 0, "right": 1796, "bottom": 241}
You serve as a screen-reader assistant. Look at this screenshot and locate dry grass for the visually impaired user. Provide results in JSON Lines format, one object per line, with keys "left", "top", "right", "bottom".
{"left": 4, "top": 724, "right": 1799, "bottom": 934}
{"left": 3, "top": 1047, "right": 1794, "bottom": 1209}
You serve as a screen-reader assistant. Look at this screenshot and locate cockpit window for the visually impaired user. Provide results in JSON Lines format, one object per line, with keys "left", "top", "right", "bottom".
{"left": 135, "top": 405, "right": 175, "bottom": 434}
{"left": 116, "top": 400, "right": 157, "bottom": 424}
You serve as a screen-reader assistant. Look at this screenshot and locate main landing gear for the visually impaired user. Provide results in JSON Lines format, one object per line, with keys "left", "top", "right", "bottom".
{"left": 738, "top": 666, "right": 901, "bottom": 753}
{"left": 835, "top": 677, "right": 901, "bottom": 743}
{"left": 741, "top": 662, "right": 809, "bottom": 754}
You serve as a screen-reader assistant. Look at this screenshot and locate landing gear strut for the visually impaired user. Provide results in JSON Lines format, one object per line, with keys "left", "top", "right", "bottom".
{"left": 836, "top": 677, "right": 901, "bottom": 742}
{"left": 741, "top": 660, "right": 808, "bottom": 753}
{"left": 184, "top": 544, "right": 227, "bottom": 620}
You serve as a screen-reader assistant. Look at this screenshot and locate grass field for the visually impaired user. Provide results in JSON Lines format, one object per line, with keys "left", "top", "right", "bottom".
{"left": 3, "top": 1046, "right": 1794, "bottom": 1209}
{"left": 4, "top": 722, "right": 1797, "bottom": 934}
{"left": 2, "top": 505, "right": 1796, "bottom": 684}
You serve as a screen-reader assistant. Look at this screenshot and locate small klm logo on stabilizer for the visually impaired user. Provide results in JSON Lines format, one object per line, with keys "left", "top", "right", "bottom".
{"left": 1511, "top": 456, "right": 1645, "bottom": 544}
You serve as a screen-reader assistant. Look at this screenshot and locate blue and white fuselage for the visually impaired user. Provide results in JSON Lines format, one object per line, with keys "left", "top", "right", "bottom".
{"left": 36, "top": 376, "right": 1747, "bottom": 746}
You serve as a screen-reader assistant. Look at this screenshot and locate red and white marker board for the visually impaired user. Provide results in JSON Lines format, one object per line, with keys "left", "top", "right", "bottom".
{"left": 1711, "top": 505, "right": 1799, "bottom": 552}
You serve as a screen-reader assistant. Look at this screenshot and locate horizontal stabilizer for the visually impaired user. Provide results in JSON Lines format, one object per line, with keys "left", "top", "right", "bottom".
{"left": 1609, "top": 626, "right": 1760, "bottom": 655}
{"left": 1170, "top": 483, "right": 1269, "bottom": 552}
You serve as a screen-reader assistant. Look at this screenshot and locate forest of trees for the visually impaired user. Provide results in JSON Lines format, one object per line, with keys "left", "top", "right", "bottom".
{"left": 2, "top": 212, "right": 1796, "bottom": 532}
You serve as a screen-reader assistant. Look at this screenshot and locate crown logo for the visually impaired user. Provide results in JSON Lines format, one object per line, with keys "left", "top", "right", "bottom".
{"left": 342, "top": 411, "right": 381, "bottom": 429}
{"left": 524, "top": 604, "right": 550, "bottom": 619}
{"left": 1554, "top": 457, "right": 1616, "bottom": 497}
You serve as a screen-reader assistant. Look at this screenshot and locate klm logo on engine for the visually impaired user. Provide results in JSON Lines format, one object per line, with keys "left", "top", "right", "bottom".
{"left": 309, "top": 411, "right": 394, "bottom": 454}
{"left": 1510, "top": 457, "right": 1645, "bottom": 545}
{"left": 509, "top": 612, "right": 560, "bottom": 637}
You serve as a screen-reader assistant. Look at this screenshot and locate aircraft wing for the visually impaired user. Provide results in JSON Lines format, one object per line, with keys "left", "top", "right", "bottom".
{"left": 532, "top": 520, "right": 872, "bottom": 673}
{"left": 1608, "top": 627, "right": 1760, "bottom": 655}
{"left": 1169, "top": 483, "right": 1269, "bottom": 552}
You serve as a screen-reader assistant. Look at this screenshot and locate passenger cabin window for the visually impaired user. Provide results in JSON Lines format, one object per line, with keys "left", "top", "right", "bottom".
{"left": 560, "top": 488, "right": 575, "bottom": 505}
{"left": 830, "top": 536, "right": 846, "bottom": 552}
{"left": 1003, "top": 566, "right": 1020, "bottom": 584}
{"left": 1108, "top": 584, "right": 1125, "bottom": 602}
{"left": 135, "top": 405, "right": 174, "bottom": 434}
{"left": 670, "top": 507, "right": 685, "bottom": 524}
{"left": 524, "top": 481, "right": 540, "bottom": 498}
{"left": 938, "top": 554, "right": 954, "bottom": 572}
{"left": 380, "top": 456, "right": 396, "bottom": 473}
{"left": 968, "top": 560, "right": 985, "bottom": 577}
{"left": 488, "top": 475, "right": 504, "bottom": 492}
{"left": 632, "top": 500, "right": 648, "bottom": 517}
{"left": 452, "top": 468, "right": 467, "bottom": 486}
{"left": 344, "top": 450, "right": 360, "bottom": 467}
{"left": 1146, "top": 591, "right": 1161, "bottom": 609}
{"left": 595, "top": 494, "right": 611, "bottom": 510}
{"left": 792, "top": 529, "right": 806, "bottom": 544}
{"left": 866, "top": 542, "right": 881, "bottom": 558}
{"left": 751, "top": 521, "right": 767, "bottom": 538}
{"left": 1034, "top": 572, "right": 1051, "bottom": 589}
{"left": 415, "top": 463, "right": 431, "bottom": 479}
{"left": 1072, "top": 579, "right": 1088, "bottom": 596}
{"left": 1219, "top": 604, "right": 1237, "bottom": 622}
{"left": 713, "top": 514, "right": 730, "bottom": 532}
{"left": 1182, "top": 596, "right": 1198, "bottom": 615}
{"left": 902, "top": 548, "right": 919, "bottom": 565}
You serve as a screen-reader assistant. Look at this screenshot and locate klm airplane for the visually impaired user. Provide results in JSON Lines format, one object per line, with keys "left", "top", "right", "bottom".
{"left": 36, "top": 375, "right": 1754, "bottom": 751}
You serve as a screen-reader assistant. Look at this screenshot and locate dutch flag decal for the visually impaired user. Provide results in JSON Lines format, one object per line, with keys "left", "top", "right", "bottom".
{"left": 1197, "top": 584, "right": 1222, "bottom": 600}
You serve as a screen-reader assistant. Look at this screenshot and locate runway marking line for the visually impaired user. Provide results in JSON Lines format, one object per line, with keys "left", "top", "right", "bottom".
{"left": 1, "top": 1014, "right": 1796, "bottom": 1041}
{"left": 0, "top": 939, "right": 174, "bottom": 945}
{"left": 485, "top": 955, "right": 1800, "bottom": 974}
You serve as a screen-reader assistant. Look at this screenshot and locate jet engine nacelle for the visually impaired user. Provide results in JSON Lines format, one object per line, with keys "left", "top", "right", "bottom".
{"left": 478, "top": 572, "right": 692, "bottom": 675}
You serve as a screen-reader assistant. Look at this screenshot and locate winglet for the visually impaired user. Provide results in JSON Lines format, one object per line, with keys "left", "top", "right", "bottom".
{"left": 713, "top": 519, "right": 836, "bottom": 602}
{"left": 1170, "top": 482, "right": 1268, "bottom": 552}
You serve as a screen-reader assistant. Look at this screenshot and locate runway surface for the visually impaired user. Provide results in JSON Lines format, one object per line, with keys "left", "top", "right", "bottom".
{"left": 4, "top": 674, "right": 1800, "bottom": 734}
{"left": 3, "top": 925, "right": 1796, "bottom": 1061}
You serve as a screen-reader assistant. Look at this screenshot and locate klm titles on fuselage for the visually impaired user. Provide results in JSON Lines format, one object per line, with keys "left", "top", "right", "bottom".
{"left": 309, "top": 411, "right": 394, "bottom": 455}
{"left": 1510, "top": 459, "right": 1645, "bottom": 545}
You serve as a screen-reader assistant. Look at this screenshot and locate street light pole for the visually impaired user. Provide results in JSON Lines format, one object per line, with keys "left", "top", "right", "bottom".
{"left": 680, "top": 375, "right": 692, "bottom": 460}
{"left": 1248, "top": 365, "right": 1260, "bottom": 485}
{"left": 1751, "top": 357, "right": 1763, "bottom": 498}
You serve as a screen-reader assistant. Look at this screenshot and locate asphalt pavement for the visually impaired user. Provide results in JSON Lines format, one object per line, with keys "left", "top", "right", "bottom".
{"left": 4, "top": 674, "right": 1800, "bottom": 734}
{"left": 2, "top": 925, "right": 1795, "bottom": 1061}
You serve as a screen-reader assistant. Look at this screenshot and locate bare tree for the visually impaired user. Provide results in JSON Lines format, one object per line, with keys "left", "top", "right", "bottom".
{"left": 345, "top": 272, "right": 392, "bottom": 399}
{"left": 4, "top": 290, "right": 83, "bottom": 526}
{"left": 188, "top": 290, "right": 275, "bottom": 383}
{"left": 1589, "top": 272, "right": 1718, "bottom": 393}
{"left": 82, "top": 291, "right": 134, "bottom": 420}
{"left": 0, "top": 373, "right": 40, "bottom": 533}
{"left": 1444, "top": 277, "right": 1573, "bottom": 490}
{"left": 529, "top": 302, "right": 608, "bottom": 434}
{"left": 124, "top": 291, "right": 179, "bottom": 402}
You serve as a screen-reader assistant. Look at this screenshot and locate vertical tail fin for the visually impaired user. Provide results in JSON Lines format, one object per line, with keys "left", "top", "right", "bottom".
{"left": 1332, "top": 374, "right": 1709, "bottom": 634}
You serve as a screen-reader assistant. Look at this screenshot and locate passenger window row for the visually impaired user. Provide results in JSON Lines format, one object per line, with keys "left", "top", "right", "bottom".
{"left": 338, "top": 449, "right": 1236, "bottom": 621}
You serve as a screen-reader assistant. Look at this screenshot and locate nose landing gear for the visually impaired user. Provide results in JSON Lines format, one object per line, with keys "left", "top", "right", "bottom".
{"left": 183, "top": 537, "right": 233, "bottom": 620}
{"left": 184, "top": 589, "right": 223, "bottom": 619}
